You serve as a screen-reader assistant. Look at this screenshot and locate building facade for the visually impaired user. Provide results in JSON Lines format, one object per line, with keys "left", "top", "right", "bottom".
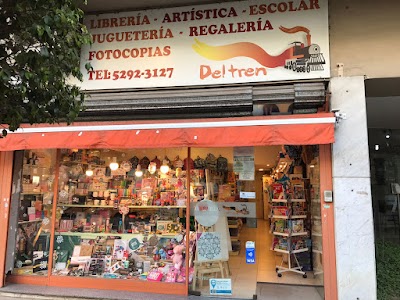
{"left": 1, "top": 0, "right": 399, "bottom": 299}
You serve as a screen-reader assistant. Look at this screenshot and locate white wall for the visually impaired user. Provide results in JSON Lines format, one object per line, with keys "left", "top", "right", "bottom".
{"left": 330, "top": 76, "right": 377, "bottom": 300}
{"left": 329, "top": 0, "right": 400, "bottom": 78}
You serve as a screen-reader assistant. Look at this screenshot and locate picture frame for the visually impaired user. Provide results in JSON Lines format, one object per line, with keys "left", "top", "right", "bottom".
{"left": 156, "top": 220, "right": 172, "bottom": 234}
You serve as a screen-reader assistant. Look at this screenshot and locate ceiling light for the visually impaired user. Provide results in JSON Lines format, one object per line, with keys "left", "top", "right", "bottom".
{"left": 148, "top": 162, "right": 157, "bottom": 174}
{"left": 160, "top": 159, "right": 170, "bottom": 174}
{"left": 258, "top": 168, "right": 264, "bottom": 171}
{"left": 86, "top": 165, "right": 93, "bottom": 176}
{"left": 385, "top": 129, "right": 391, "bottom": 139}
{"left": 135, "top": 165, "right": 143, "bottom": 177}
{"left": 109, "top": 157, "right": 119, "bottom": 171}
{"left": 375, "top": 144, "right": 379, "bottom": 151}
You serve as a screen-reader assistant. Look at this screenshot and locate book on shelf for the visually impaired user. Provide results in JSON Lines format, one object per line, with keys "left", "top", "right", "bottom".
{"left": 274, "top": 219, "right": 286, "bottom": 233}
{"left": 272, "top": 183, "right": 284, "bottom": 200}
{"left": 292, "top": 184, "right": 305, "bottom": 200}
{"left": 272, "top": 206, "right": 290, "bottom": 216}
{"left": 291, "top": 237, "right": 307, "bottom": 251}
{"left": 289, "top": 219, "right": 304, "bottom": 233}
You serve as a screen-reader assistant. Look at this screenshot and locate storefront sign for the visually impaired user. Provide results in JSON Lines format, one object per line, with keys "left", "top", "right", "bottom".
{"left": 233, "top": 147, "right": 255, "bottom": 181}
{"left": 210, "top": 278, "right": 232, "bottom": 295}
{"left": 80, "top": 0, "right": 329, "bottom": 90}
{"left": 245, "top": 241, "right": 256, "bottom": 264}
{"left": 240, "top": 191, "right": 256, "bottom": 199}
{"left": 194, "top": 199, "right": 220, "bottom": 227}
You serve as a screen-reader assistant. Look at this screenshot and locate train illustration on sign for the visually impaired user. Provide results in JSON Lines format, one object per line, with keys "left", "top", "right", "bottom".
{"left": 280, "top": 26, "right": 325, "bottom": 73}
{"left": 193, "top": 25, "right": 326, "bottom": 74}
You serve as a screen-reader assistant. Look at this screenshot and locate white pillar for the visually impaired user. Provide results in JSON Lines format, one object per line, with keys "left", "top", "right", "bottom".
{"left": 330, "top": 76, "right": 377, "bottom": 300}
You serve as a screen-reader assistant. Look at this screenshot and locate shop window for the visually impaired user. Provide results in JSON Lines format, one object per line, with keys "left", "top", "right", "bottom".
{"left": 51, "top": 148, "right": 189, "bottom": 283}
{"left": 13, "top": 150, "right": 57, "bottom": 276}
{"left": 369, "top": 128, "right": 400, "bottom": 244}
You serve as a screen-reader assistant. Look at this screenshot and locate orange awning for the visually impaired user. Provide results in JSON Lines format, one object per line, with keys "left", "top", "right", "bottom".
{"left": 0, "top": 113, "right": 335, "bottom": 151}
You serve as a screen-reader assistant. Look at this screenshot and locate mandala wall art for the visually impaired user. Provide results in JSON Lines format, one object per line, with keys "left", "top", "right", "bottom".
{"left": 197, "top": 232, "right": 222, "bottom": 261}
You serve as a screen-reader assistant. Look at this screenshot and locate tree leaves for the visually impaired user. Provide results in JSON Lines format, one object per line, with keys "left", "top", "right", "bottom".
{"left": 0, "top": 0, "right": 91, "bottom": 136}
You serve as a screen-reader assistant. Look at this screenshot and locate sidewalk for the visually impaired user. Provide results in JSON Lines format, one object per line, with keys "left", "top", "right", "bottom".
{"left": 0, "top": 283, "right": 323, "bottom": 300}
{"left": 0, "top": 283, "right": 238, "bottom": 300}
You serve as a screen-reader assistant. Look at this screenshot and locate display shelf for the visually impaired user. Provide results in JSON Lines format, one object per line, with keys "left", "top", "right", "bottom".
{"left": 274, "top": 247, "right": 309, "bottom": 254}
{"left": 292, "top": 231, "right": 309, "bottom": 236}
{"left": 291, "top": 199, "right": 306, "bottom": 203}
{"left": 312, "top": 249, "right": 323, "bottom": 254}
{"left": 57, "top": 204, "right": 186, "bottom": 209}
{"left": 291, "top": 215, "right": 307, "bottom": 219}
{"left": 55, "top": 231, "right": 178, "bottom": 239}
{"left": 128, "top": 205, "right": 186, "bottom": 209}
{"left": 272, "top": 199, "right": 306, "bottom": 203}
{"left": 272, "top": 199, "right": 287, "bottom": 203}
{"left": 312, "top": 232, "right": 322, "bottom": 237}
{"left": 18, "top": 220, "right": 42, "bottom": 225}
{"left": 58, "top": 204, "right": 114, "bottom": 208}
{"left": 61, "top": 161, "right": 104, "bottom": 167}
{"left": 273, "top": 232, "right": 289, "bottom": 237}
{"left": 312, "top": 216, "right": 321, "bottom": 220}
{"left": 21, "top": 192, "right": 45, "bottom": 195}
{"left": 272, "top": 215, "right": 289, "bottom": 219}
{"left": 272, "top": 214, "right": 306, "bottom": 219}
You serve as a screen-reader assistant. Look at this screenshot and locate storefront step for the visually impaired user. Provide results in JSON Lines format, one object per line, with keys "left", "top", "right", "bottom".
{"left": 0, "top": 283, "right": 221, "bottom": 300}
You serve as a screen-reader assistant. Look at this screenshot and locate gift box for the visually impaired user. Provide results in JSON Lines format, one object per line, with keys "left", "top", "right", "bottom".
{"left": 147, "top": 270, "right": 163, "bottom": 281}
{"left": 59, "top": 220, "right": 74, "bottom": 232}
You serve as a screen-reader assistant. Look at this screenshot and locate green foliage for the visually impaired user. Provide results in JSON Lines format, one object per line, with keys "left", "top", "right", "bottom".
{"left": 376, "top": 240, "right": 400, "bottom": 300}
{"left": 0, "top": 0, "right": 91, "bottom": 135}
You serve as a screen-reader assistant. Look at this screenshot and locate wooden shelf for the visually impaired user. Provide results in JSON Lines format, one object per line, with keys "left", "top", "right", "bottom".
{"left": 55, "top": 231, "right": 178, "bottom": 239}
{"left": 58, "top": 204, "right": 114, "bottom": 208}
{"left": 313, "top": 249, "right": 323, "bottom": 254}
{"left": 18, "top": 220, "right": 42, "bottom": 225}
{"left": 57, "top": 204, "right": 186, "bottom": 209}
{"left": 21, "top": 192, "right": 44, "bottom": 195}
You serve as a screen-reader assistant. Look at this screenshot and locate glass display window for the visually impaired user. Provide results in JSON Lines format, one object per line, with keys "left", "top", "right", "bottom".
{"left": 13, "top": 150, "right": 56, "bottom": 276}
{"left": 51, "top": 148, "right": 189, "bottom": 284}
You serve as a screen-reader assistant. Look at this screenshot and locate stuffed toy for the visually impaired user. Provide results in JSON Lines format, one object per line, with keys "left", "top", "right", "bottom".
{"left": 172, "top": 244, "right": 185, "bottom": 274}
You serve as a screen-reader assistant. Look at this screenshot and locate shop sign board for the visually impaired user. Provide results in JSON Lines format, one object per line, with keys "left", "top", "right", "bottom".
{"left": 210, "top": 278, "right": 232, "bottom": 295}
{"left": 80, "top": 0, "right": 329, "bottom": 90}
{"left": 246, "top": 241, "right": 256, "bottom": 264}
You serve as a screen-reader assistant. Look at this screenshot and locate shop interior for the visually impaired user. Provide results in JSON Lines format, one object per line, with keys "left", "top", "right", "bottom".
{"left": 9, "top": 145, "right": 324, "bottom": 298}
